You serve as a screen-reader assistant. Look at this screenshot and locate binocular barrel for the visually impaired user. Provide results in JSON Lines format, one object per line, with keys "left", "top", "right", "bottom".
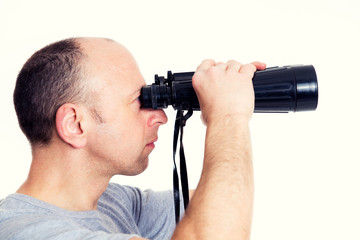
{"left": 140, "top": 65, "right": 318, "bottom": 113}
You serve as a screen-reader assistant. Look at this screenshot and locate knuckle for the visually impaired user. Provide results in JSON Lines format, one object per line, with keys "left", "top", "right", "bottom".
{"left": 203, "top": 59, "right": 215, "bottom": 65}
{"left": 247, "top": 63, "right": 257, "bottom": 72}
{"left": 192, "top": 72, "right": 203, "bottom": 88}
{"left": 205, "top": 58, "right": 215, "bottom": 63}
{"left": 227, "top": 59, "right": 240, "bottom": 65}
{"left": 242, "top": 63, "right": 257, "bottom": 74}
{"left": 207, "top": 65, "right": 221, "bottom": 77}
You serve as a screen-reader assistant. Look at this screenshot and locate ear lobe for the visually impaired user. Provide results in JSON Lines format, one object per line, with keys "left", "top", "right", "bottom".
{"left": 55, "top": 103, "right": 87, "bottom": 149}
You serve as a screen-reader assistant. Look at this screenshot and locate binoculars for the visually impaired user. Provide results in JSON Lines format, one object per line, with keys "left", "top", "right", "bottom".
{"left": 140, "top": 65, "right": 318, "bottom": 113}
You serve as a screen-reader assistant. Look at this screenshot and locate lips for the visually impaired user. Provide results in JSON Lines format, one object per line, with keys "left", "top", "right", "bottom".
{"left": 146, "top": 137, "right": 158, "bottom": 148}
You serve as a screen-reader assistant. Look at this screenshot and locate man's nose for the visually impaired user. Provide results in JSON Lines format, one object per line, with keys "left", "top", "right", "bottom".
{"left": 147, "top": 109, "right": 168, "bottom": 127}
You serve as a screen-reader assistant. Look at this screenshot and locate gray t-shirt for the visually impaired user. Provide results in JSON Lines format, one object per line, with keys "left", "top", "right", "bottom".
{"left": 0, "top": 183, "right": 178, "bottom": 240}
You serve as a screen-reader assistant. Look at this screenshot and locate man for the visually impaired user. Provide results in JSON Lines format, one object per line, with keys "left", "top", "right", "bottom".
{"left": 0, "top": 37, "right": 266, "bottom": 239}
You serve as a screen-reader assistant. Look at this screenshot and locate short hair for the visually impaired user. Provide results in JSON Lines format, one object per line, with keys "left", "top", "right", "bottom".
{"left": 13, "top": 38, "right": 87, "bottom": 145}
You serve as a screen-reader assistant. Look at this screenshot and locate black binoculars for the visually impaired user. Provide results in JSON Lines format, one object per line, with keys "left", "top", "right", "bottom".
{"left": 140, "top": 65, "right": 318, "bottom": 113}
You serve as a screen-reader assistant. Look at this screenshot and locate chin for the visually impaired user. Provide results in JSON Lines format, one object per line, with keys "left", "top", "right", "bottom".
{"left": 137, "top": 157, "right": 149, "bottom": 173}
{"left": 122, "top": 157, "right": 149, "bottom": 176}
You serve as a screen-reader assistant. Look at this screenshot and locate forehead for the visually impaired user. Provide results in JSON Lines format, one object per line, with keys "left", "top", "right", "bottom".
{"left": 81, "top": 38, "right": 145, "bottom": 97}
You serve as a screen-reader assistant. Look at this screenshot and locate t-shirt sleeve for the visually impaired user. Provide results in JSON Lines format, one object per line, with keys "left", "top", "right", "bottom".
{"left": 107, "top": 183, "right": 180, "bottom": 240}
{"left": 135, "top": 188, "right": 177, "bottom": 239}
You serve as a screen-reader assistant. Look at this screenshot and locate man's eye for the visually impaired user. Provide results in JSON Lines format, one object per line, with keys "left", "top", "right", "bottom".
{"left": 135, "top": 97, "right": 141, "bottom": 106}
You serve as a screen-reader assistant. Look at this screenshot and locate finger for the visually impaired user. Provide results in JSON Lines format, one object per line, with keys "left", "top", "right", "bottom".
{"left": 239, "top": 63, "right": 257, "bottom": 78}
{"left": 226, "top": 60, "right": 243, "bottom": 72}
{"left": 196, "top": 59, "right": 216, "bottom": 72}
{"left": 215, "top": 61, "right": 227, "bottom": 71}
{"left": 251, "top": 61, "right": 267, "bottom": 70}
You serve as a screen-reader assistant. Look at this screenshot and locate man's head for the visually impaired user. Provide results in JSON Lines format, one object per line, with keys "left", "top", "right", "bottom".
{"left": 14, "top": 37, "right": 167, "bottom": 175}
{"left": 14, "top": 38, "right": 87, "bottom": 145}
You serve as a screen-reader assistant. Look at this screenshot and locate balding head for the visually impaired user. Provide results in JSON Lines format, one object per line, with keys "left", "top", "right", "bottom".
{"left": 78, "top": 37, "right": 137, "bottom": 83}
{"left": 76, "top": 37, "right": 142, "bottom": 122}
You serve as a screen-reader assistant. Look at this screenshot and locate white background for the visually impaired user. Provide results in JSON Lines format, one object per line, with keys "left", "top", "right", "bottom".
{"left": 1, "top": 0, "right": 359, "bottom": 239}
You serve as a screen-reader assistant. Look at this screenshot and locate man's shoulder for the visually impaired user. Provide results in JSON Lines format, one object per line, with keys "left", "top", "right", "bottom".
{"left": 0, "top": 193, "right": 50, "bottom": 214}
{"left": 0, "top": 193, "right": 98, "bottom": 229}
{"left": 0, "top": 193, "right": 139, "bottom": 239}
{"left": 0, "top": 195, "right": 79, "bottom": 239}
{"left": 0, "top": 193, "right": 88, "bottom": 221}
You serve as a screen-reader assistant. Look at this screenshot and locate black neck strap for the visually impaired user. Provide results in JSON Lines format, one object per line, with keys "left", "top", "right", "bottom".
{"left": 173, "top": 108, "right": 193, "bottom": 224}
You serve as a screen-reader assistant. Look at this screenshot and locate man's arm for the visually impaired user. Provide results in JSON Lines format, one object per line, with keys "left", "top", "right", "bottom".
{"left": 171, "top": 60, "right": 265, "bottom": 240}
{"left": 131, "top": 60, "right": 265, "bottom": 240}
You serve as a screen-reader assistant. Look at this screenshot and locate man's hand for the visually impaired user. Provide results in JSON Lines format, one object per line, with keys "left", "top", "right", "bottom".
{"left": 192, "top": 60, "right": 266, "bottom": 125}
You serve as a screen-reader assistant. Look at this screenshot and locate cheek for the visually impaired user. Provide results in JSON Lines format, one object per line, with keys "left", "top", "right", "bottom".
{"left": 120, "top": 114, "right": 146, "bottom": 140}
{"left": 89, "top": 108, "right": 147, "bottom": 153}
{"left": 88, "top": 123, "right": 139, "bottom": 164}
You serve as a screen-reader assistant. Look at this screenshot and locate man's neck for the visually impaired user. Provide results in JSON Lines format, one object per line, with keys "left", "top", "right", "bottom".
{"left": 17, "top": 142, "right": 111, "bottom": 211}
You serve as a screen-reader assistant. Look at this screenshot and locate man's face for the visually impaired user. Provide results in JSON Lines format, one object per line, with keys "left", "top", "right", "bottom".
{"left": 82, "top": 39, "right": 168, "bottom": 176}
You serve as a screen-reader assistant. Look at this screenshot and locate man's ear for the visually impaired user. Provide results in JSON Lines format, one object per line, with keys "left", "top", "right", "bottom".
{"left": 55, "top": 103, "right": 87, "bottom": 149}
